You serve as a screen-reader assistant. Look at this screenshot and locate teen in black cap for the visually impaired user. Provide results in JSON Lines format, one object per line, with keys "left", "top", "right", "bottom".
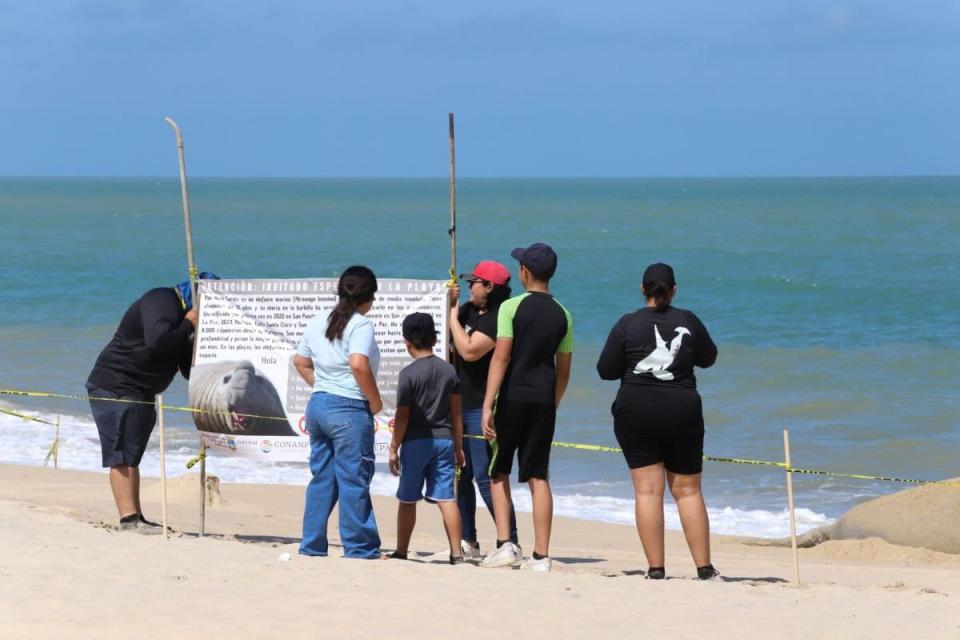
{"left": 480, "top": 242, "right": 573, "bottom": 573}
{"left": 596, "top": 262, "right": 719, "bottom": 580}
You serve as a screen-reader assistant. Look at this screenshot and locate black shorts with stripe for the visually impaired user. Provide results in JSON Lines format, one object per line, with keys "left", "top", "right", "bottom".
{"left": 488, "top": 400, "right": 556, "bottom": 482}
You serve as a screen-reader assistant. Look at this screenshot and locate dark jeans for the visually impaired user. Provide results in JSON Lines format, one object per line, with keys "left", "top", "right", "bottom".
{"left": 457, "top": 408, "right": 518, "bottom": 544}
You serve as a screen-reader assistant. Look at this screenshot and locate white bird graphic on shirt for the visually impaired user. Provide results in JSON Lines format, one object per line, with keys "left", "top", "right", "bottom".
{"left": 633, "top": 325, "right": 691, "bottom": 380}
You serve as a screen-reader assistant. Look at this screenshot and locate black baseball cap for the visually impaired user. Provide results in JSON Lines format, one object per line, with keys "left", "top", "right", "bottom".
{"left": 510, "top": 242, "right": 558, "bottom": 280}
{"left": 642, "top": 263, "right": 676, "bottom": 289}
{"left": 402, "top": 312, "right": 438, "bottom": 343}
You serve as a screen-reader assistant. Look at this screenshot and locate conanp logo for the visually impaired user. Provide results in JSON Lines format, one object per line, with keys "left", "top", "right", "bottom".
{"left": 259, "top": 439, "right": 273, "bottom": 453}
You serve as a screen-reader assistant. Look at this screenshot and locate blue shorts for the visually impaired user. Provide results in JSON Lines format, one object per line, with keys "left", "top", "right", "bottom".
{"left": 396, "top": 438, "right": 457, "bottom": 503}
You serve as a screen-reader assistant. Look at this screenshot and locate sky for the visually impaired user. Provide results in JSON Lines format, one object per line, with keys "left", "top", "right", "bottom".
{"left": 1, "top": 1, "right": 958, "bottom": 177}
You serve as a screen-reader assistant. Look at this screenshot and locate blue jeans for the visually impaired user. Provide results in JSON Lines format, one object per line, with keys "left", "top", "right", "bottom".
{"left": 457, "top": 408, "right": 518, "bottom": 544}
{"left": 300, "top": 392, "right": 381, "bottom": 559}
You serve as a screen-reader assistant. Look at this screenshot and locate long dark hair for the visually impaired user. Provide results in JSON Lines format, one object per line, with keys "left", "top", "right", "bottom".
{"left": 326, "top": 266, "right": 378, "bottom": 342}
{"left": 485, "top": 283, "right": 512, "bottom": 310}
{"left": 643, "top": 281, "right": 673, "bottom": 310}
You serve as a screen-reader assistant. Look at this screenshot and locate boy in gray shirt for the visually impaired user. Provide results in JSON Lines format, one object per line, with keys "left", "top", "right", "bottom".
{"left": 387, "top": 312, "right": 466, "bottom": 564}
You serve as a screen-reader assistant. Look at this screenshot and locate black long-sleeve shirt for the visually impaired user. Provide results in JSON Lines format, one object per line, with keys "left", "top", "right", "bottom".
{"left": 596, "top": 306, "right": 716, "bottom": 390}
{"left": 86, "top": 288, "right": 194, "bottom": 399}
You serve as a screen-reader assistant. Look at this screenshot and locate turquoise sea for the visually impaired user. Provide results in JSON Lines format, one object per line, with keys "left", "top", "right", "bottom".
{"left": 2, "top": 177, "right": 958, "bottom": 536}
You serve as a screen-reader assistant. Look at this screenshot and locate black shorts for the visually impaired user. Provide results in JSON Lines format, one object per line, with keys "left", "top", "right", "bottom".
{"left": 87, "top": 386, "right": 156, "bottom": 468}
{"left": 613, "top": 385, "right": 704, "bottom": 475}
{"left": 488, "top": 400, "right": 556, "bottom": 482}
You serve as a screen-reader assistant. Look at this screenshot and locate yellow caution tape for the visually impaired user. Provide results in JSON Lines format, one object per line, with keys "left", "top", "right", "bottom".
{"left": 0, "top": 388, "right": 288, "bottom": 424}
{"left": 4, "top": 387, "right": 959, "bottom": 487}
{"left": 464, "top": 435, "right": 960, "bottom": 487}
{"left": 446, "top": 267, "right": 458, "bottom": 288}
{"left": 0, "top": 405, "right": 58, "bottom": 427}
{"left": 43, "top": 437, "right": 60, "bottom": 468}
{"left": 185, "top": 450, "right": 206, "bottom": 470}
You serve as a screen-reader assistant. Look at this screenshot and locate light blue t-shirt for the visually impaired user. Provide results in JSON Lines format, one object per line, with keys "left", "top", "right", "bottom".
{"left": 296, "top": 311, "right": 380, "bottom": 401}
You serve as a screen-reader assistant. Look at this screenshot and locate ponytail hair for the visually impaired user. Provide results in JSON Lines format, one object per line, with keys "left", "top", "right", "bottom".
{"left": 643, "top": 280, "right": 674, "bottom": 311}
{"left": 326, "top": 265, "right": 378, "bottom": 342}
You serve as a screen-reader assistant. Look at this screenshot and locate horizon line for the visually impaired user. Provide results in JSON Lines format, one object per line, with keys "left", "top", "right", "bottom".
{"left": 1, "top": 173, "right": 958, "bottom": 180}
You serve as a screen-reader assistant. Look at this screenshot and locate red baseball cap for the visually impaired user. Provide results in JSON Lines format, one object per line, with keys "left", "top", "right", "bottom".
{"left": 460, "top": 260, "right": 511, "bottom": 286}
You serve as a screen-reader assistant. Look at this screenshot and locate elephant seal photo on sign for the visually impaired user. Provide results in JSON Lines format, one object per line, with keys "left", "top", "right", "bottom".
{"left": 189, "top": 360, "right": 297, "bottom": 437}
{"left": 752, "top": 478, "right": 960, "bottom": 555}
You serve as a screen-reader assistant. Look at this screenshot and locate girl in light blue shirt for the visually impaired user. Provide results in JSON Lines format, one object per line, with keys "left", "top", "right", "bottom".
{"left": 293, "top": 265, "right": 383, "bottom": 558}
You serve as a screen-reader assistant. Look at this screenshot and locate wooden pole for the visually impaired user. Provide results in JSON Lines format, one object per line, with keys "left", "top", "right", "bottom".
{"left": 163, "top": 117, "right": 198, "bottom": 300}
{"left": 158, "top": 394, "right": 169, "bottom": 540}
{"left": 163, "top": 116, "right": 205, "bottom": 537}
{"left": 54, "top": 415, "right": 60, "bottom": 469}
{"left": 448, "top": 113, "right": 457, "bottom": 277}
{"left": 783, "top": 429, "right": 801, "bottom": 586}
{"left": 448, "top": 113, "right": 460, "bottom": 497}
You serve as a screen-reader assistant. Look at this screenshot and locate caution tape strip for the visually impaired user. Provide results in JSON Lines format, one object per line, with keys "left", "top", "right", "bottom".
{"left": 185, "top": 450, "right": 206, "bottom": 470}
{"left": 0, "top": 388, "right": 288, "bottom": 424}
{"left": 0, "top": 406, "right": 59, "bottom": 427}
{"left": 4, "top": 388, "right": 959, "bottom": 487}
{"left": 465, "top": 436, "right": 960, "bottom": 486}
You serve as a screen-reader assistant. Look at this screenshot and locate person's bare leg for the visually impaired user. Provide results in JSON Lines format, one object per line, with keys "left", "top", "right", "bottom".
{"left": 630, "top": 463, "right": 666, "bottom": 568}
{"left": 436, "top": 501, "right": 463, "bottom": 556}
{"left": 110, "top": 465, "right": 140, "bottom": 518}
{"left": 667, "top": 471, "right": 711, "bottom": 567}
{"left": 489, "top": 473, "right": 514, "bottom": 543}
{"left": 394, "top": 502, "right": 417, "bottom": 555}
{"left": 528, "top": 477, "right": 553, "bottom": 556}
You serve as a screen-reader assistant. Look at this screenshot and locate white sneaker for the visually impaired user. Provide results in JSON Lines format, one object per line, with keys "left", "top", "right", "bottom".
{"left": 461, "top": 540, "right": 481, "bottom": 559}
{"left": 480, "top": 542, "right": 522, "bottom": 568}
{"left": 522, "top": 555, "right": 552, "bottom": 573}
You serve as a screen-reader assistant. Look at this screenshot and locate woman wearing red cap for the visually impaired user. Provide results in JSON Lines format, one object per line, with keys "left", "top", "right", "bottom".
{"left": 596, "top": 263, "right": 719, "bottom": 580}
{"left": 449, "top": 260, "right": 519, "bottom": 557}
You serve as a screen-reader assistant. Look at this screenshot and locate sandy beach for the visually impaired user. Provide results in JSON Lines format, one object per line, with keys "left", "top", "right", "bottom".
{"left": 1, "top": 463, "right": 958, "bottom": 639}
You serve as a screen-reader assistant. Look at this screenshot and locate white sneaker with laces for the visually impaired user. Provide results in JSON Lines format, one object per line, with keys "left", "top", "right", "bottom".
{"left": 461, "top": 540, "right": 481, "bottom": 559}
{"left": 480, "top": 542, "right": 522, "bottom": 568}
{"left": 522, "top": 555, "right": 552, "bottom": 572}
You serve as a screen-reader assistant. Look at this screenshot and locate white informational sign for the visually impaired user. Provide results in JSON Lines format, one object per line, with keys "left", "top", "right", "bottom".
{"left": 189, "top": 278, "right": 449, "bottom": 463}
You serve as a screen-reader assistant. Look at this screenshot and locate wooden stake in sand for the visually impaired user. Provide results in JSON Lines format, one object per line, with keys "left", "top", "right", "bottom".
{"left": 163, "top": 116, "right": 206, "bottom": 537}
{"left": 158, "top": 394, "right": 169, "bottom": 540}
{"left": 783, "top": 428, "right": 801, "bottom": 586}
{"left": 53, "top": 415, "right": 60, "bottom": 469}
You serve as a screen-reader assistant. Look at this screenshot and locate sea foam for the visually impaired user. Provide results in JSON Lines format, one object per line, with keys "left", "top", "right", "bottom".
{"left": 0, "top": 404, "right": 830, "bottom": 538}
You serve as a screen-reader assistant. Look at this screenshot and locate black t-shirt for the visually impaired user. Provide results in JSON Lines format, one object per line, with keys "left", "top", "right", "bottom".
{"left": 457, "top": 302, "right": 498, "bottom": 409}
{"left": 497, "top": 292, "right": 574, "bottom": 405}
{"left": 596, "top": 306, "right": 717, "bottom": 390}
{"left": 86, "top": 288, "right": 194, "bottom": 400}
{"left": 396, "top": 355, "right": 461, "bottom": 441}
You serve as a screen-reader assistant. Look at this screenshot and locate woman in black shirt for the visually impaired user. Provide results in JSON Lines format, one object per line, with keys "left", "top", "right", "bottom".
{"left": 596, "top": 263, "right": 719, "bottom": 580}
{"left": 448, "top": 261, "right": 519, "bottom": 557}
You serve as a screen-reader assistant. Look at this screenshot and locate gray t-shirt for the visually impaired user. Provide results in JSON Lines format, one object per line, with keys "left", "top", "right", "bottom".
{"left": 396, "top": 355, "right": 460, "bottom": 441}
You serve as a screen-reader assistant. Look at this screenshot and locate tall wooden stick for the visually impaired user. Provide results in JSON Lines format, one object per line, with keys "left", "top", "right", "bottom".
{"left": 163, "top": 116, "right": 205, "bottom": 537}
{"left": 158, "top": 394, "right": 169, "bottom": 540}
{"left": 783, "top": 429, "right": 801, "bottom": 586}
{"left": 448, "top": 113, "right": 457, "bottom": 276}
{"left": 448, "top": 113, "right": 460, "bottom": 497}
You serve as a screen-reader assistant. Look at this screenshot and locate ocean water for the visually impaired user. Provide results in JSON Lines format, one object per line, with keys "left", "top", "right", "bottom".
{"left": 2, "top": 176, "right": 958, "bottom": 538}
